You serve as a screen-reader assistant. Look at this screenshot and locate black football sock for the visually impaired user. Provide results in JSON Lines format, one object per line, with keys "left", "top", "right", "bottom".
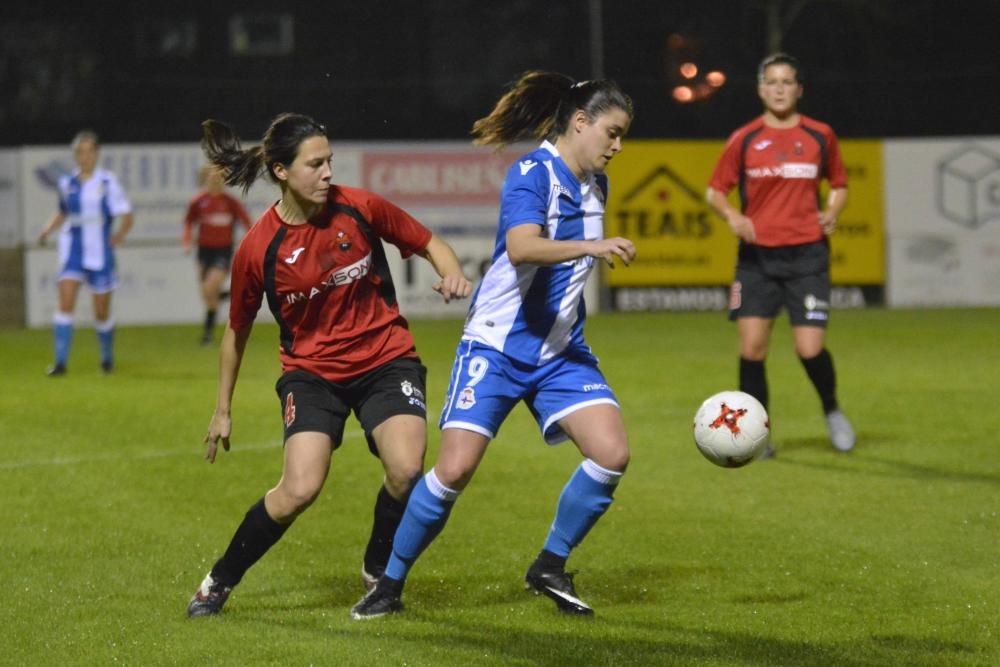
{"left": 377, "top": 574, "right": 405, "bottom": 596}
{"left": 739, "top": 357, "right": 769, "bottom": 412}
{"left": 800, "top": 348, "right": 838, "bottom": 414}
{"left": 533, "top": 548, "right": 568, "bottom": 573}
{"left": 204, "top": 309, "right": 217, "bottom": 335}
{"left": 363, "top": 485, "right": 410, "bottom": 575}
{"left": 210, "top": 497, "right": 290, "bottom": 587}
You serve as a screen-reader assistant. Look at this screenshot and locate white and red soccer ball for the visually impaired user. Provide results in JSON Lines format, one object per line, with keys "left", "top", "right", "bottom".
{"left": 693, "top": 391, "right": 770, "bottom": 468}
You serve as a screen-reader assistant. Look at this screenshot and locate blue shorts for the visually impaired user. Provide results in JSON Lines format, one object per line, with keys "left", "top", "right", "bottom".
{"left": 58, "top": 264, "right": 118, "bottom": 293}
{"left": 439, "top": 339, "right": 619, "bottom": 445}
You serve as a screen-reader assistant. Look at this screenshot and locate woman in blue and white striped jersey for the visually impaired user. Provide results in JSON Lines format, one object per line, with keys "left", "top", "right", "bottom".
{"left": 38, "top": 130, "right": 133, "bottom": 376}
{"left": 353, "top": 71, "right": 636, "bottom": 619}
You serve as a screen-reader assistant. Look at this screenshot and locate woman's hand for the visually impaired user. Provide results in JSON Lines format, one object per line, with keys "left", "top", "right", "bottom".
{"left": 726, "top": 211, "right": 756, "bottom": 243}
{"left": 818, "top": 210, "right": 838, "bottom": 235}
{"left": 432, "top": 274, "right": 473, "bottom": 303}
{"left": 589, "top": 236, "right": 636, "bottom": 268}
{"left": 204, "top": 410, "right": 232, "bottom": 463}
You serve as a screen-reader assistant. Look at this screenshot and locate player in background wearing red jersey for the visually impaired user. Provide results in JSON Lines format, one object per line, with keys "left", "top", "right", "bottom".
{"left": 182, "top": 164, "right": 251, "bottom": 345}
{"left": 706, "top": 53, "right": 855, "bottom": 455}
{"left": 186, "top": 113, "right": 472, "bottom": 618}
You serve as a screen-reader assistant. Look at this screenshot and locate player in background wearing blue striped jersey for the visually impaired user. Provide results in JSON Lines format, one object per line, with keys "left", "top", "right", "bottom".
{"left": 38, "top": 131, "right": 134, "bottom": 376}
{"left": 352, "top": 71, "right": 635, "bottom": 619}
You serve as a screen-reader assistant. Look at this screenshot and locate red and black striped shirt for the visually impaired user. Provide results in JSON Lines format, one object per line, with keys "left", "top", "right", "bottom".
{"left": 709, "top": 114, "right": 847, "bottom": 247}
{"left": 229, "top": 185, "right": 432, "bottom": 382}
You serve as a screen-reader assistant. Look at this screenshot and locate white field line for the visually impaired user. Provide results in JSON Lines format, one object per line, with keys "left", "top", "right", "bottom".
{"left": 0, "top": 432, "right": 364, "bottom": 471}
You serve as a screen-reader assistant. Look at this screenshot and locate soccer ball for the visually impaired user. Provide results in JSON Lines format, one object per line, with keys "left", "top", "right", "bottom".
{"left": 693, "top": 391, "right": 770, "bottom": 468}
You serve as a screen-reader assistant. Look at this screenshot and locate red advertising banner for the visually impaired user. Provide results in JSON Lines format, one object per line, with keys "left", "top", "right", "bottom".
{"left": 361, "top": 149, "right": 523, "bottom": 206}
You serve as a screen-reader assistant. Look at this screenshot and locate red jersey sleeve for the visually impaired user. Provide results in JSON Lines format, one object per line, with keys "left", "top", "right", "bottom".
{"left": 228, "top": 231, "right": 265, "bottom": 331}
{"left": 825, "top": 130, "right": 847, "bottom": 189}
{"left": 356, "top": 189, "right": 433, "bottom": 258}
{"left": 182, "top": 196, "right": 199, "bottom": 244}
{"left": 708, "top": 129, "right": 747, "bottom": 195}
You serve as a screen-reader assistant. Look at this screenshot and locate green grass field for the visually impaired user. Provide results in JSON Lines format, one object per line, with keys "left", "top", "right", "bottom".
{"left": 1, "top": 308, "right": 997, "bottom": 666}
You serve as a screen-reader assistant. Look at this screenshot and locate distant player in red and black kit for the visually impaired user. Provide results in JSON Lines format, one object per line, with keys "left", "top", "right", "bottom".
{"left": 706, "top": 53, "right": 855, "bottom": 455}
{"left": 182, "top": 164, "right": 252, "bottom": 344}
{"left": 186, "top": 113, "right": 473, "bottom": 618}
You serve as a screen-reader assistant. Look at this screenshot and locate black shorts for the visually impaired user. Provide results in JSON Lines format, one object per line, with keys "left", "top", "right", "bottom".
{"left": 197, "top": 246, "right": 233, "bottom": 274}
{"left": 275, "top": 357, "right": 428, "bottom": 457}
{"left": 728, "top": 240, "right": 831, "bottom": 327}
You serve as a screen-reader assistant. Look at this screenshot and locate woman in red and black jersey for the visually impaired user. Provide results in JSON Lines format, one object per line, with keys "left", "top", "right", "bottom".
{"left": 182, "top": 164, "right": 251, "bottom": 344}
{"left": 707, "top": 53, "right": 855, "bottom": 456}
{"left": 185, "top": 113, "right": 472, "bottom": 618}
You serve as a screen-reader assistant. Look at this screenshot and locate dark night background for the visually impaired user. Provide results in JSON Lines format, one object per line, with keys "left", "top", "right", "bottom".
{"left": 1, "top": 0, "right": 997, "bottom": 145}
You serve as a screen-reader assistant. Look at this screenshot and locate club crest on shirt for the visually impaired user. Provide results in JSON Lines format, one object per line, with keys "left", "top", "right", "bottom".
{"left": 336, "top": 230, "right": 352, "bottom": 251}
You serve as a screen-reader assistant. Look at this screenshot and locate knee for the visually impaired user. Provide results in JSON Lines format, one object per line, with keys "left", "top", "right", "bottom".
{"left": 432, "top": 460, "right": 475, "bottom": 491}
{"left": 796, "top": 343, "right": 825, "bottom": 360}
{"left": 272, "top": 480, "right": 322, "bottom": 518}
{"left": 384, "top": 461, "right": 423, "bottom": 498}
{"left": 740, "top": 346, "right": 768, "bottom": 362}
{"left": 590, "top": 442, "right": 630, "bottom": 474}
{"left": 739, "top": 333, "right": 770, "bottom": 360}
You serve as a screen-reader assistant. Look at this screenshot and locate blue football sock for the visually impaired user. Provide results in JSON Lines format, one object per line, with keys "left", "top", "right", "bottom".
{"left": 543, "top": 459, "right": 623, "bottom": 558}
{"left": 384, "top": 470, "right": 458, "bottom": 582}
{"left": 53, "top": 313, "right": 74, "bottom": 365}
{"left": 95, "top": 319, "right": 114, "bottom": 365}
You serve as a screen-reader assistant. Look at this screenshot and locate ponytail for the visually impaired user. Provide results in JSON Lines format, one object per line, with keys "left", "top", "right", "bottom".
{"left": 471, "top": 71, "right": 633, "bottom": 149}
{"left": 471, "top": 71, "right": 573, "bottom": 148}
{"left": 201, "top": 120, "right": 265, "bottom": 194}
{"left": 200, "top": 113, "right": 328, "bottom": 194}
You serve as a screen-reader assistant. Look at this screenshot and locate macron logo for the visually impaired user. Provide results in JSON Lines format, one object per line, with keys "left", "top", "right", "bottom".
{"left": 285, "top": 247, "right": 305, "bottom": 264}
{"left": 753, "top": 140, "right": 772, "bottom": 151}
{"left": 519, "top": 160, "right": 538, "bottom": 176}
{"left": 552, "top": 184, "right": 573, "bottom": 199}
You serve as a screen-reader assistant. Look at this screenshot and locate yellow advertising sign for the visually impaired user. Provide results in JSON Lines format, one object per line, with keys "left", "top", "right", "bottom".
{"left": 605, "top": 141, "right": 733, "bottom": 286}
{"left": 827, "top": 140, "right": 884, "bottom": 283}
{"left": 604, "top": 140, "right": 884, "bottom": 286}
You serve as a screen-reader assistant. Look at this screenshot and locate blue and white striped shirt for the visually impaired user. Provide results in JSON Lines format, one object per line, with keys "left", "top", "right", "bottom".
{"left": 56, "top": 167, "right": 131, "bottom": 271}
{"left": 463, "top": 141, "right": 609, "bottom": 366}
